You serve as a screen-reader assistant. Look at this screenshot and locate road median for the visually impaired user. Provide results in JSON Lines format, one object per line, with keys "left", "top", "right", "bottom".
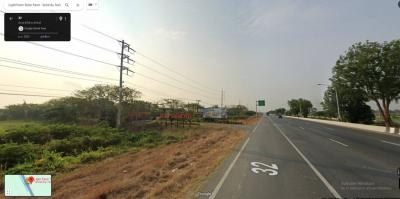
{"left": 285, "top": 116, "right": 400, "bottom": 136}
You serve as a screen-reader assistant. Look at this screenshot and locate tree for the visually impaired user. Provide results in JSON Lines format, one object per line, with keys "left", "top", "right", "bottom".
{"left": 74, "top": 85, "right": 142, "bottom": 126}
{"left": 75, "top": 84, "right": 141, "bottom": 104}
{"left": 321, "top": 86, "right": 375, "bottom": 124}
{"left": 299, "top": 99, "right": 313, "bottom": 118}
{"left": 321, "top": 87, "right": 338, "bottom": 118}
{"left": 332, "top": 40, "right": 400, "bottom": 127}
{"left": 227, "top": 105, "right": 249, "bottom": 119}
{"left": 184, "top": 103, "right": 204, "bottom": 113}
{"left": 274, "top": 108, "right": 286, "bottom": 115}
{"left": 288, "top": 99, "right": 300, "bottom": 116}
{"left": 3, "top": 102, "right": 45, "bottom": 120}
{"left": 42, "top": 97, "right": 82, "bottom": 123}
{"left": 288, "top": 98, "right": 313, "bottom": 117}
{"left": 160, "top": 99, "right": 185, "bottom": 113}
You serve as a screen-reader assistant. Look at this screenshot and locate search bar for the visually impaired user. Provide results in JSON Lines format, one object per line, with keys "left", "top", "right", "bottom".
{"left": 4, "top": 0, "right": 84, "bottom": 11}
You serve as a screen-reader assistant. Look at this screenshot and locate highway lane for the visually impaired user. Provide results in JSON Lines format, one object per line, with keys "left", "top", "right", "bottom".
{"left": 199, "top": 116, "right": 400, "bottom": 199}
{"left": 273, "top": 116, "right": 400, "bottom": 198}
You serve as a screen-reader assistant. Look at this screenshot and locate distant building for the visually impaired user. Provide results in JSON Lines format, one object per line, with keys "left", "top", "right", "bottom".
{"left": 201, "top": 108, "right": 228, "bottom": 119}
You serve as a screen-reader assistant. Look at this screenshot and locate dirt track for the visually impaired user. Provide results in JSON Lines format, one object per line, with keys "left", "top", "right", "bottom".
{"left": 51, "top": 125, "right": 245, "bottom": 199}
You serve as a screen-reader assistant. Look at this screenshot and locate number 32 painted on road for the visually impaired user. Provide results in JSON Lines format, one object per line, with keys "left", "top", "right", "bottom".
{"left": 250, "top": 162, "right": 278, "bottom": 176}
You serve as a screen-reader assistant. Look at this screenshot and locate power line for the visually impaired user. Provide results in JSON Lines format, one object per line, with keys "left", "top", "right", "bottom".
{"left": 133, "top": 61, "right": 218, "bottom": 96}
{"left": 0, "top": 89, "right": 67, "bottom": 96}
{"left": 0, "top": 57, "right": 118, "bottom": 81}
{"left": 0, "top": 83, "right": 74, "bottom": 92}
{"left": 0, "top": 64, "right": 116, "bottom": 85}
{"left": 82, "top": 25, "right": 121, "bottom": 42}
{"left": 72, "top": 37, "right": 119, "bottom": 54}
{"left": 28, "top": 42, "right": 119, "bottom": 68}
{"left": 125, "top": 81, "right": 213, "bottom": 106}
{"left": 135, "top": 51, "right": 219, "bottom": 93}
{"left": 0, "top": 22, "right": 219, "bottom": 105}
{"left": 0, "top": 92, "right": 62, "bottom": 98}
{"left": 132, "top": 71, "right": 217, "bottom": 101}
{"left": 0, "top": 33, "right": 119, "bottom": 68}
{"left": 80, "top": 25, "right": 219, "bottom": 94}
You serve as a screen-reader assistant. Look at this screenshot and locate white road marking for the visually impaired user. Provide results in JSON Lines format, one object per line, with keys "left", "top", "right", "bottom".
{"left": 210, "top": 118, "right": 261, "bottom": 199}
{"left": 250, "top": 162, "right": 278, "bottom": 176}
{"left": 325, "top": 127, "right": 334, "bottom": 131}
{"left": 328, "top": 138, "right": 348, "bottom": 147}
{"left": 380, "top": 140, "right": 400, "bottom": 147}
{"left": 268, "top": 117, "right": 342, "bottom": 199}
{"left": 300, "top": 126, "right": 305, "bottom": 130}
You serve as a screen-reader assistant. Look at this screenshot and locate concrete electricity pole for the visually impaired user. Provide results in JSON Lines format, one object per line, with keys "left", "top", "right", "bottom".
{"left": 116, "top": 40, "right": 134, "bottom": 128}
{"left": 317, "top": 83, "right": 341, "bottom": 121}
{"left": 195, "top": 100, "right": 201, "bottom": 113}
{"left": 299, "top": 100, "right": 302, "bottom": 117}
{"left": 220, "top": 89, "right": 224, "bottom": 108}
{"left": 255, "top": 101, "right": 258, "bottom": 117}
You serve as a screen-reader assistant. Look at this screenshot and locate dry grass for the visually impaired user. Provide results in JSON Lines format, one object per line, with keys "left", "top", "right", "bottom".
{"left": 238, "top": 116, "right": 259, "bottom": 125}
{"left": 48, "top": 125, "right": 245, "bottom": 199}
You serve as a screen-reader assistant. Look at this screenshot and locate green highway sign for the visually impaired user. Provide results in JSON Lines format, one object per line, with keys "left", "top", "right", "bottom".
{"left": 257, "top": 100, "right": 265, "bottom": 106}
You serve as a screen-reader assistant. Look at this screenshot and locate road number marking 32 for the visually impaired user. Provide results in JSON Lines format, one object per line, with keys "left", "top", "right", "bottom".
{"left": 250, "top": 162, "right": 278, "bottom": 176}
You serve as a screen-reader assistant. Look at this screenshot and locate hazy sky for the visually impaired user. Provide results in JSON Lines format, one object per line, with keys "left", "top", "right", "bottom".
{"left": 1, "top": 0, "right": 400, "bottom": 111}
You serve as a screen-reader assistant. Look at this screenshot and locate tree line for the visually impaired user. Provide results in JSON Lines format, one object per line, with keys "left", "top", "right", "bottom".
{"left": 0, "top": 84, "right": 255, "bottom": 127}
{"left": 272, "top": 40, "right": 400, "bottom": 127}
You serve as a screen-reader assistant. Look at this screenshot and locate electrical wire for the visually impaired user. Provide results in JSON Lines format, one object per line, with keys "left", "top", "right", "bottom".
{"left": 0, "top": 92, "right": 62, "bottom": 98}
{"left": 0, "top": 64, "right": 117, "bottom": 85}
{"left": 132, "top": 71, "right": 217, "bottom": 100}
{"left": 0, "top": 57, "right": 118, "bottom": 81}
{"left": 135, "top": 51, "right": 219, "bottom": 93}
{"left": 80, "top": 25, "right": 219, "bottom": 94}
{"left": 0, "top": 84, "right": 73, "bottom": 92}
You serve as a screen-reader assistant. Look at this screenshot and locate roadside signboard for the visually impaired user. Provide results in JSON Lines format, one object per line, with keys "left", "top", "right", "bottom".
{"left": 202, "top": 108, "right": 227, "bottom": 119}
{"left": 257, "top": 100, "right": 265, "bottom": 106}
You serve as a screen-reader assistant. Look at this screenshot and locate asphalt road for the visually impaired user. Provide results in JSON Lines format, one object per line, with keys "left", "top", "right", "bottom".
{"left": 198, "top": 116, "right": 400, "bottom": 199}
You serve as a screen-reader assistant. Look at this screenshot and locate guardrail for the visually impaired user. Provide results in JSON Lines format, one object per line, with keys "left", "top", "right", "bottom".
{"left": 285, "top": 116, "right": 400, "bottom": 136}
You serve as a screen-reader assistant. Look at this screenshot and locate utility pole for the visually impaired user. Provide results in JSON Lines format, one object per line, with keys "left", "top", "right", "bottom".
{"left": 334, "top": 88, "right": 342, "bottom": 121}
{"left": 220, "top": 89, "right": 224, "bottom": 108}
{"left": 317, "top": 83, "right": 341, "bottom": 121}
{"left": 195, "top": 100, "right": 200, "bottom": 113}
{"left": 224, "top": 90, "right": 226, "bottom": 108}
{"left": 255, "top": 101, "right": 258, "bottom": 117}
{"left": 299, "top": 100, "right": 302, "bottom": 117}
{"left": 117, "top": 40, "right": 134, "bottom": 128}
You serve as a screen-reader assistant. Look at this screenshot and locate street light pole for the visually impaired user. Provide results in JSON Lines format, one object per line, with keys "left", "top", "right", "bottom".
{"left": 255, "top": 101, "right": 258, "bottom": 118}
{"left": 334, "top": 88, "right": 342, "bottom": 121}
{"left": 317, "top": 83, "right": 341, "bottom": 121}
{"left": 298, "top": 100, "right": 302, "bottom": 117}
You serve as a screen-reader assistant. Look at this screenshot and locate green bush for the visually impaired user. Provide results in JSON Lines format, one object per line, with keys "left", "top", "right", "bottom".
{"left": 0, "top": 143, "right": 41, "bottom": 168}
{"left": 130, "top": 132, "right": 158, "bottom": 145}
{"left": 1, "top": 124, "right": 51, "bottom": 144}
{"left": 48, "top": 124, "right": 80, "bottom": 139}
{"left": 34, "top": 150, "right": 67, "bottom": 172}
{"left": 5, "top": 163, "right": 35, "bottom": 174}
{"left": 46, "top": 139, "right": 83, "bottom": 156}
{"left": 0, "top": 123, "right": 188, "bottom": 178}
{"left": 46, "top": 134, "right": 123, "bottom": 156}
{"left": 78, "top": 148, "right": 121, "bottom": 163}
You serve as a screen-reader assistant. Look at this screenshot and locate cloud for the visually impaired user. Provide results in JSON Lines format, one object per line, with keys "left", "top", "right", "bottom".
{"left": 155, "top": 27, "right": 187, "bottom": 40}
{"left": 234, "top": 0, "right": 328, "bottom": 36}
